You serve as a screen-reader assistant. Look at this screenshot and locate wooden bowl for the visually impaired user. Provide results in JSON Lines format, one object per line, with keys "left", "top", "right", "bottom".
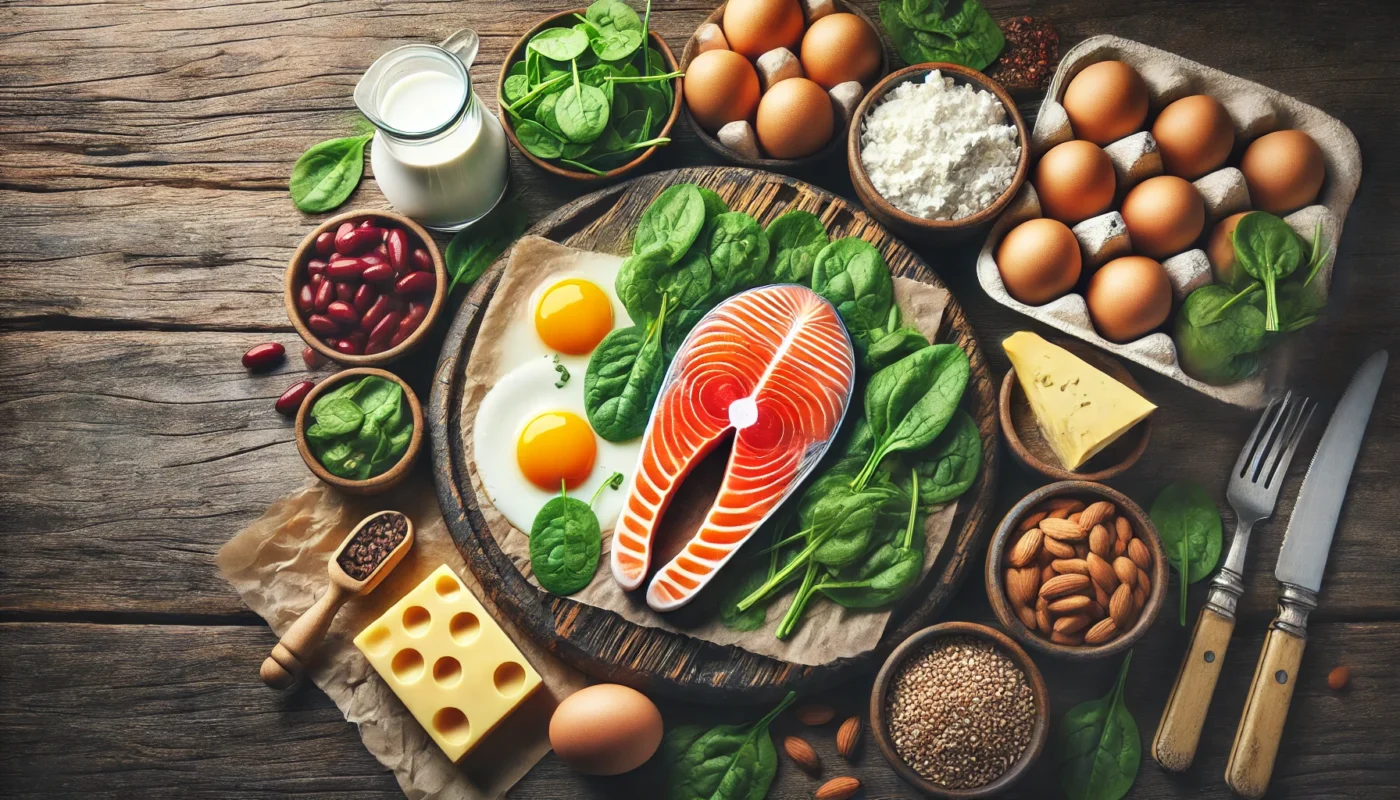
{"left": 870, "top": 622, "right": 1049, "bottom": 798}
{"left": 285, "top": 209, "right": 446, "bottom": 367}
{"left": 848, "top": 63, "right": 1030, "bottom": 242}
{"left": 294, "top": 368, "right": 424, "bottom": 495}
{"left": 985, "top": 481, "right": 1168, "bottom": 660}
{"left": 999, "top": 338, "right": 1153, "bottom": 481}
{"left": 679, "top": 0, "right": 889, "bottom": 171}
{"left": 498, "top": 11, "right": 682, "bottom": 183}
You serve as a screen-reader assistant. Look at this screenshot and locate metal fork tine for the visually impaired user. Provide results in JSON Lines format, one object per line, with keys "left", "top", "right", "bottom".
{"left": 1234, "top": 393, "right": 1284, "bottom": 478}
{"left": 1265, "top": 401, "right": 1315, "bottom": 490}
{"left": 1247, "top": 392, "right": 1294, "bottom": 482}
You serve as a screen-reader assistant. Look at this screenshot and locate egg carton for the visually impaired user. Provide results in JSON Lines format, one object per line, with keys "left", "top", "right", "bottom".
{"left": 977, "top": 35, "right": 1362, "bottom": 407}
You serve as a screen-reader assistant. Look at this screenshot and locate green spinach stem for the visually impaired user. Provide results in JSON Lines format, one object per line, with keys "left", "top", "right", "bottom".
{"left": 735, "top": 525, "right": 825, "bottom": 611}
{"left": 775, "top": 562, "right": 819, "bottom": 639}
{"left": 504, "top": 74, "right": 567, "bottom": 115}
{"left": 606, "top": 71, "right": 684, "bottom": 83}
{"left": 588, "top": 472, "right": 624, "bottom": 507}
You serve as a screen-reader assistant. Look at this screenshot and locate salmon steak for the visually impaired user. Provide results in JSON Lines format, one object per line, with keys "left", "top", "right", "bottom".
{"left": 610, "top": 284, "right": 857, "bottom": 612}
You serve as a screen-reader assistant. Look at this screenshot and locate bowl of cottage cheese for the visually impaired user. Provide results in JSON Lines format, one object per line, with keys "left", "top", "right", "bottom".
{"left": 849, "top": 63, "right": 1029, "bottom": 241}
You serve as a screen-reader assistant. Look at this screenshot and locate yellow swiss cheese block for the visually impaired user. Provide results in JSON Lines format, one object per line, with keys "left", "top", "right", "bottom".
{"left": 354, "top": 564, "right": 542, "bottom": 762}
{"left": 1003, "top": 332, "right": 1156, "bottom": 470}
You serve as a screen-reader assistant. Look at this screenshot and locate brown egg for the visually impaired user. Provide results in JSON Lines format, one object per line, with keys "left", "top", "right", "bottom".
{"left": 755, "top": 77, "right": 833, "bottom": 159}
{"left": 684, "top": 49, "right": 761, "bottom": 133}
{"left": 1241, "top": 129, "right": 1326, "bottom": 214}
{"left": 1152, "top": 94, "right": 1235, "bottom": 179}
{"left": 1207, "top": 211, "right": 1251, "bottom": 286}
{"left": 1034, "top": 140, "right": 1116, "bottom": 225}
{"left": 549, "top": 684, "right": 663, "bottom": 776}
{"left": 1120, "top": 175, "right": 1205, "bottom": 259}
{"left": 1062, "top": 60, "right": 1149, "bottom": 145}
{"left": 723, "top": 0, "right": 804, "bottom": 59}
{"left": 1087, "top": 256, "right": 1173, "bottom": 342}
{"left": 800, "top": 13, "right": 882, "bottom": 89}
{"left": 996, "top": 218, "right": 1083, "bottom": 305}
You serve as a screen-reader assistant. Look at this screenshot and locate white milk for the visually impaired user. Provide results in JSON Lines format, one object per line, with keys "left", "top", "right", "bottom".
{"left": 369, "top": 67, "right": 509, "bottom": 231}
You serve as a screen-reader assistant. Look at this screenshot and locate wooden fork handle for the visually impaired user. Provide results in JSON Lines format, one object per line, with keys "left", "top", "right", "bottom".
{"left": 1154, "top": 606, "right": 1236, "bottom": 771}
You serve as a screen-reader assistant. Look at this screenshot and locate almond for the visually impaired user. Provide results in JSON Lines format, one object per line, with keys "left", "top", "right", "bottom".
{"left": 1089, "top": 524, "right": 1112, "bottom": 557}
{"left": 1038, "top": 547, "right": 1057, "bottom": 567}
{"left": 1007, "top": 528, "right": 1043, "bottom": 568}
{"left": 1047, "top": 497, "right": 1085, "bottom": 514}
{"left": 815, "top": 776, "right": 861, "bottom": 800}
{"left": 1051, "top": 557, "right": 1089, "bottom": 576}
{"left": 1068, "top": 511, "right": 1082, "bottom": 525}
{"left": 1133, "top": 584, "right": 1149, "bottom": 614}
{"left": 1128, "top": 538, "right": 1152, "bottom": 571}
{"left": 1054, "top": 613, "right": 1090, "bottom": 633}
{"left": 1036, "top": 598, "right": 1053, "bottom": 635}
{"left": 1113, "top": 556, "right": 1138, "bottom": 586}
{"left": 1078, "top": 500, "right": 1115, "bottom": 530}
{"left": 1048, "top": 594, "right": 1092, "bottom": 614}
{"left": 1051, "top": 629, "right": 1084, "bottom": 646}
{"left": 1043, "top": 536, "right": 1076, "bottom": 559}
{"left": 1109, "top": 583, "right": 1134, "bottom": 629}
{"left": 1041, "top": 517, "right": 1087, "bottom": 542}
{"left": 1115, "top": 515, "right": 1133, "bottom": 544}
{"left": 1086, "top": 552, "right": 1118, "bottom": 593}
{"left": 1087, "top": 600, "right": 1107, "bottom": 620}
{"left": 1137, "top": 567, "right": 1152, "bottom": 592}
{"left": 796, "top": 703, "right": 835, "bottom": 726}
{"left": 1074, "top": 542, "right": 1090, "bottom": 559}
{"left": 1094, "top": 581, "right": 1111, "bottom": 611}
{"left": 784, "top": 736, "right": 821, "bottom": 773}
{"left": 1018, "top": 510, "right": 1049, "bottom": 532}
{"left": 1084, "top": 617, "right": 1118, "bottom": 645}
{"left": 1040, "top": 572, "right": 1090, "bottom": 599}
{"left": 1017, "top": 603, "right": 1038, "bottom": 630}
{"left": 836, "top": 716, "right": 861, "bottom": 759}
{"left": 1041, "top": 563, "right": 1057, "bottom": 585}
{"left": 1006, "top": 566, "right": 1040, "bottom": 608}
{"left": 1112, "top": 538, "right": 1126, "bottom": 559}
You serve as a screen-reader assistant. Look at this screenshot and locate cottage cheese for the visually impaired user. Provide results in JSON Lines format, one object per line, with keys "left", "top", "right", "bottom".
{"left": 860, "top": 71, "right": 1021, "bottom": 221}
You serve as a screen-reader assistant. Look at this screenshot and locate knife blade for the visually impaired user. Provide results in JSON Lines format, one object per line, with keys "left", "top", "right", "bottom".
{"left": 1275, "top": 349, "right": 1388, "bottom": 591}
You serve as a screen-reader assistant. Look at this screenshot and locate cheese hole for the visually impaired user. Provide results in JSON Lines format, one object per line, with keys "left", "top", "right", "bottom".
{"left": 432, "top": 708, "right": 471, "bottom": 745}
{"left": 449, "top": 612, "right": 481, "bottom": 646}
{"left": 493, "top": 662, "right": 527, "bottom": 697}
{"left": 402, "top": 605, "right": 432, "bottom": 637}
{"left": 432, "top": 656, "right": 463, "bottom": 688}
{"left": 361, "top": 626, "right": 392, "bottom": 657}
{"left": 434, "top": 574, "right": 462, "bottom": 601}
{"left": 390, "top": 648, "right": 424, "bottom": 683}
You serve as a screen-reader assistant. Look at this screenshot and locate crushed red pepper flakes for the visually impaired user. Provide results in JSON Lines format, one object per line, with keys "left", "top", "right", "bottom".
{"left": 987, "top": 17, "right": 1060, "bottom": 92}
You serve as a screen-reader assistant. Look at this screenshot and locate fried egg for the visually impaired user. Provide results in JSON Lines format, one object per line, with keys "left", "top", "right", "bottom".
{"left": 496, "top": 251, "right": 631, "bottom": 375}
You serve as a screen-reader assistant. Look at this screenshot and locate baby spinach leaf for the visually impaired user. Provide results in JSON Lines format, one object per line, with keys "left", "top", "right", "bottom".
{"left": 556, "top": 80, "right": 611, "bottom": 144}
{"left": 289, "top": 133, "right": 373, "bottom": 213}
{"left": 585, "top": 0, "right": 643, "bottom": 37}
{"left": 351, "top": 376, "right": 398, "bottom": 418}
{"left": 528, "top": 483, "right": 606, "bottom": 595}
{"left": 1173, "top": 284, "right": 1268, "bottom": 385}
{"left": 698, "top": 187, "right": 729, "bottom": 219}
{"left": 584, "top": 306, "right": 667, "bottom": 442}
{"left": 817, "top": 471, "right": 924, "bottom": 608}
{"left": 445, "top": 199, "right": 529, "bottom": 293}
{"left": 529, "top": 26, "right": 590, "bottom": 61}
{"left": 616, "top": 249, "right": 669, "bottom": 322}
{"left": 313, "top": 396, "right": 365, "bottom": 437}
{"left": 502, "top": 74, "right": 529, "bottom": 106}
{"left": 634, "top": 184, "right": 707, "bottom": 265}
{"left": 663, "top": 305, "right": 711, "bottom": 361}
{"left": 864, "top": 325, "right": 929, "bottom": 372}
{"left": 718, "top": 560, "right": 771, "bottom": 632}
{"left": 658, "top": 250, "right": 714, "bottom": 311}
{"left": 666, "top": 692, "right": 795, "bottom": 800}
{"left": 855, "top": 344, "right": 970, "bottom": 489}
{"left": 706, "top": 212, "right": 770, "bottom": 295}
{"left": 591, "top": 27, "right": 644, "bottom": 61}
{"left": 1055, "top": 652, "right": 1141, "bottom": 800}
{"left": 1149, "top": 481, "right": 1222, "bottom": 583}
{"left": 1234, "top": 212, "right": 1303, "bottom": 332}
{"left": 905, "top": 409, "right": 981, "bottom": 508}
{"left": 515, "top": 118, "right": 565, "bottom": 159}
{"left": 765, "top": 210, "right": 829, "bottom": 285}
{"left": 880, "top": 0, "right": 1004, "bottom": 71}
{"left": 812, "top": 237, "right": 893, "bottom": 335}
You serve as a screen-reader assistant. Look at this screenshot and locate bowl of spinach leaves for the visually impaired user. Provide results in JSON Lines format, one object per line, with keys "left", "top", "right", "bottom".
{"left": 295, "top": 368, "right": 424, "bottom": 495}
{"left": 498, "top": 2, "right": 683, "bottom": 182}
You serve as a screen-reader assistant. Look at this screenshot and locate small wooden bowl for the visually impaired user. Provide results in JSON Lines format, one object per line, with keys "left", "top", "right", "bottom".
{"left": 848, "top": 63, "right": 1030, "bottom": 242}
{"left": 985, "top": 481, "right": 1168, "bottom": 661}
{"left": 870, "top": 622, "right": 1049, "bottom": 798}
{"left": 499, "top": 11, "right": 682, "bottom": 183}
{"left": 999, "top": 338, "right": 1153, "bottom": 481}
{"left": 284, "top": 209, "right": 446, "bottom": 367}
{"left": 294, "top": 368, "right": 424, "bottom": 495}
{"left": 679, "top": 0, "right": 889, "bottom": 171}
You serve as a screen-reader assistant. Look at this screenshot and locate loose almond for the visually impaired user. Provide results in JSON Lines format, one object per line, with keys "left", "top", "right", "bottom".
{"left": 1086, "top": 552, "right": 1118, "bottom": 593}
{"left": 1051, "top": 557, "right": 1090, "bottom": 576}
{"left": 1128, "top": 538, "right": 1152, "bottom": 571}
{"left": 1078, "top": 501, "right": 1115, "bottom": 530}
{"left": 1040, "top": 572, "right": 1090, "bottom": 599}
{"left": 1007, "top": 528, "right": 1043, "bottom": 568}
{"left": 1133, "top": 584, "right": 1149, "bottom": 614}
{"left": 1115, "top": 515, "right": 1133, "bottom": 544}
{"left": 796, "top": 703, "right": 835, "bottom": 726}
{"left": 1084, "top": 617, "right": 1118, "bottom": 645}
{"left": 1109, "top": 583, "right": 1133, "bottom": 629}
{"left": 1043, "top": 536, "right": 1076, "bottom": 559}
{"left": 1006, "top": 566, "right": 1040, "bottom": 608}
{"left": 1017, "top": 604, "right": 1038, "bottom": 630}
{"left": 784, "top": 736, "right": 821, "bottom": 773}
{"left": 1041, "top": 517, "right": 1087, "bottom": 542}
{"left": 836, "top": 716, "right": 861, "bottom": 759}
{"left": 1113, "top": 556, "right": 1138, "bottom": 586}
{"left": 815, "top": 776, "right": 861, "bottom": 800}
{"left": 1018, "top": 510, "right": 1049, "bottom": 532}
{"left": 1050, "top": 629, "right": 1084, "bottom": 645}
{"left": 1089, "top": 524, "right": 1112, "bottom": 557}
{"left": 1073, "top": 542, "right": 1090, "bottom": 559}
{"left": 1048, "top": 594, "right": 1092, "bottom": 614}
{"left": 1112, "top": 538, "right": 1126, "bottom": 559}
{"left": 1068, "top": 511, "right": 1082, "bottom": 525}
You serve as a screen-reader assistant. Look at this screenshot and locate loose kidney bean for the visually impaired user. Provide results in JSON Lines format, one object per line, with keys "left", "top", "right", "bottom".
{"left": 333, "top": 338, "right": 363, "bottom": 356}
{"left": 353, "top": 284, "right": 377, "bottom": 314}
{"left": 296, "top": 284, "right": 315, "bottom": 313}
{"left": 336, "top": 224, "right": 381, "bottom": 256}
{"left": 361, "top": 262, "right": 395, "bottom": 283}
{"left": 335, "top": 221, "right": 355, "bottom": 244}
{"left": 307, "top": 258, "right": 328, "bottom": 278}
{"left": 275, "top": 380, "right": 315, "bottom": 416}
{"left": 386, "top": 229, "right": 409, "bottom": 272}
{"left": 242, "top": 342, "right": 285, "bottom": 371}
{"left": 334, "top": 281, "right": 355, "bottom": 303}
{"left": 369, "top": 310, "right": 402, "bottom": 345}
{"left": 302, "top": 346, "right": 325, "bottom": 369}
{"left": 326, "top": 257, "right": 366, "bottom": 280}
{"left": 326, "top": 300, "right": 359, "bottom": 327}
{"left": 306, "top": 314, "right": 339, "bottom": 336}
{"left": 360, "top": 295, "right": 392, "bottom": 332}
{"left": 313, "top": 280, "right": 335, "bottom": 313}
{"left": 395, "top": 271, "right": 436, "bottom": 295}
{"left": 314, "top": 231, "right": 336, "bottom": 257}
{"left": 410, "top": 248, "right": 432, "bottom": 271}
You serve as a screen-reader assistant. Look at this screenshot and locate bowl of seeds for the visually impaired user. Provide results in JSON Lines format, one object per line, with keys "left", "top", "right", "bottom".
{"left": 870, "top": 621, "right": 1048, "bottom": 798}
{"left": 986, "top": 481, "right": 1168, "bottom": 660}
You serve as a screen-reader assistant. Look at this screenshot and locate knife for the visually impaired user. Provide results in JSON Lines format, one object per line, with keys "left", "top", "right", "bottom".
{"left": 1224, "top": 350, "right": 1388, "bottom": 799}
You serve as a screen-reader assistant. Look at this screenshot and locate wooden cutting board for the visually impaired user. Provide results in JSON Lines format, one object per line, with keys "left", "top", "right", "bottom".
{"left": 428, "top": 167, "right": 1000, "bottom": 701}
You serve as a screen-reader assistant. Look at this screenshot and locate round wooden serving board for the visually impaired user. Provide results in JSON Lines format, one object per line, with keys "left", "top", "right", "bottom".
{"left": 429, "top": 167, "right": 999, "bottom": 702}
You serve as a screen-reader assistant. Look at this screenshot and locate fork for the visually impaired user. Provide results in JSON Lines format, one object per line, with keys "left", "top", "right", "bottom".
{"left": 1152, "top": 391, "right": 1313, "bottom": 772}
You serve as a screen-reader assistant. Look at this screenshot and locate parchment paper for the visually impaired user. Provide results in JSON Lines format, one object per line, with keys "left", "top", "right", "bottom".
{"left": 456, "top": 236, "right": 958, "bottom": 667}
{"left": 217, "top": 475, "right": 588, "bottom": 800}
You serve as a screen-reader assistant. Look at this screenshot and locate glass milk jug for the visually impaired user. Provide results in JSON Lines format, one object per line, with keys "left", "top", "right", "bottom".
{"left": 354, "top": 30, "right": 509, "bottom": 232}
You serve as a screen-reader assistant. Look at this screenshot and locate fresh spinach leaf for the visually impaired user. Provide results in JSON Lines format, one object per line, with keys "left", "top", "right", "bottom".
{"left": 444, "top": 199, "right": 529, "bottom": 293}
{"left": 515, "top": 118, "right": 565, "bottom": 159}
{"left": 765, "top": 210, "right": 829, "bottom": 285}
{"left": 556, "top": 67, "right": 611, "bottom": 144}
{"left": 854, "top": 344, "right": 970, "bottom": 489}
{"left": 289, "top": 133, "right": 373, "bottom": 213}
{"left": 529, "top": 26, "right": 590, "bottom": 61}
{"left": 616, "top": 248, "right": 669, "bottom": 322}
{"left": 1055, "top": 652, "right": 1141, "bottom": 800}
{"left": 659, "top": 249, "right": 714, "bottom": 310}
{"left": 864, "top": 325, "right": 929, "bottom": 372}
{"left": 634, "top": 183, "right": 707, "bottom": 265}
{"left": 698, "top": 187, "right": 728, "bottom": 219}
{"left": 528, "top": 479, "right": 617, "bottom": 595}
{"left": 665, "top": 692, "right": 795, "bottom": 800}
{"left": 1149, "top": 481, "right": 1222, "bottom": 584}
{"left": 313, "top": 396, "right": 365, "bottom": 437}
{"left": 591, "top": 27, "right": 644, "bottom": 61}
{"left": 1234, "top": 212, "right": 1303, "bottom": 332}
{"left": 705, "top": 212, "right": 770, "bottom": 295}
{"left": 585, "top": 0, "right": 643, "bottom": 38}
{"left": 905, "top": 409, "right": 980, "bottom": 508}
{"left": 718, "top": 560, "right": 772, "bottom": 632}
{"left": 502, "top": 74, "right": 529, "bottom": 106}
{"left": 880, "top": 0, "right": 1005, "bottom": 71}
{"left": 817, "top": 470, "right": 924, "bottom": 608}
{"left": 811, "top": 237, "right": 893, "bottom": 335}
{"left": 584, "top": 306, "right": 667, "bottom": 442}
{"left": 1174, "top": 284, "right": 1268, "bottom": 385}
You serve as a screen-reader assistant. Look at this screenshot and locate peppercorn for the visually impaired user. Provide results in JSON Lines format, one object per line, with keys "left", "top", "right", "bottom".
{"left": 986, "top": 17, "right": 1060, "bottom": 93}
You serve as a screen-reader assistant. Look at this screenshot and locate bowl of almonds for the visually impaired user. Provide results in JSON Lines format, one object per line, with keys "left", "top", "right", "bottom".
{"left": 985, "top": 481, "right": 1168, "bottom": 659}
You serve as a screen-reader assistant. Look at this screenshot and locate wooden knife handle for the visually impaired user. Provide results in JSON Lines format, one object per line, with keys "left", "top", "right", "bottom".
{"left": 1153, "top": 606, "right": 1236, "bottom": 772}
{"left": 1225, "top": 625, "right": 1306, "bottom": 799}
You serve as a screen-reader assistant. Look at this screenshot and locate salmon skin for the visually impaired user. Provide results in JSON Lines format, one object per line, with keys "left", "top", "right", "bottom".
{"left": 610, "top": 284, "right": 857, "bottom": 612}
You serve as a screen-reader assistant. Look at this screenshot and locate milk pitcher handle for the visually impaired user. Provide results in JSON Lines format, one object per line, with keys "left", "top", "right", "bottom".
{"left": 440, "top": 29, "right": 479, "bottom": 69}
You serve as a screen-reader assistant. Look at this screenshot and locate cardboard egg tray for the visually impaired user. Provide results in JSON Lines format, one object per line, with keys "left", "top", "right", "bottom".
{"left": 976, "top": 35, "right": 1362, "bottom": 407}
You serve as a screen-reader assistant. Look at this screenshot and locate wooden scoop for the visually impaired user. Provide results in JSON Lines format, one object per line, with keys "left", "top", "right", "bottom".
{"left": 260, "top": 510, "right": 414, "bottom": 689}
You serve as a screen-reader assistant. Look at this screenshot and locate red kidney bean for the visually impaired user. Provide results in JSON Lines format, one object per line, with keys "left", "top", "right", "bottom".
{"left": 410, "top": 248, "right": 432, "bottom": 271}
{"left": 326, "top": 300, "right": 359, "bottom": 327}
{"left": 314, "top": 231, "right": 336, "bottom": 257}
{"left": 359, "top": 218, "right": 374, "bottom": 228}
{"left": 242, "top": 342, "right": 285, "bottom": 371}
{"left": 313, "top": 280, "right": 335, "bottom": 313}
{"left": 345, "top": 329, "right": 368, "bottom": 346}
{"left": 333, "top": 338, "right": 363, "bottom": 356}
{"left": 334, "top": 281, "right": 355, "bottom": 303}
{"left": 306, "top": 258, "right": 328, "bottom": 278}
{"left": 360, "top": 295, "right": 392, "bottom": 332}
{"left": 361, "top": 262, "right": 395, "bottom": 283}
{"left": 302, "top": 346, "right": 325, "bottom": 370}
{"left": 326, "top": 257, "right": 366, "bottom": 280}
{"left": 391, "top": 302, "right": 429, "bottom": 346}
{"left": 374, "top": 241, "right": 389, "bottom": 255}
{"left": 306, "top": 314, "right": 339, "bottom": 336}
{"left": 353, "top": 284, "right": 377, "bottom": 314}
{"left": 369, "top": 310, "right": 402, "bottom": 345}
{"left": 395, "top": 271, "right": 436, "bottom": 295}
{"left": 361, "top": 251, "right": 386, "bottom": 266}
{"left": 336, "top": 224, "right": 380, "bottom": 256}
{"left": 275, "top": 380, "right": 315, "bottom": 416}
{"left": 296, "top": 283, "right": 316, "bottom": 313}
{"left": 364, "top": 339, "right": 389, "bottom": 356}
{"left": 385, "top": 229, "right": 409, "bottom": 273}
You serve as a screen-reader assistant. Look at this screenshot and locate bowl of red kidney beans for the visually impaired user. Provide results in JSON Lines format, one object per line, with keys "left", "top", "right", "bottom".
{"left": 284, "top": 209, "right": 446, "bottom": 365}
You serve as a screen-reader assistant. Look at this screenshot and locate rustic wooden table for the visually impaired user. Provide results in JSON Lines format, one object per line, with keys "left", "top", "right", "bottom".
{"left": 2, "top": 0, "right": 1397, "bottom": 797}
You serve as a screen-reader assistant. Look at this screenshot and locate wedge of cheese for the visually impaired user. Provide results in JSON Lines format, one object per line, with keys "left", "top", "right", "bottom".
{"left": 1004, "top": 332, "right": 1156, "bottom": 470}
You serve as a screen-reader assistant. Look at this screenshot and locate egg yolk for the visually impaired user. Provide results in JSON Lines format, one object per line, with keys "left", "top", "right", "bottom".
{"left": 517, "top": 411, "right": 596, "bottom": 491}
{"left": 535, "top": 278, "right": 613, "bottom": 355}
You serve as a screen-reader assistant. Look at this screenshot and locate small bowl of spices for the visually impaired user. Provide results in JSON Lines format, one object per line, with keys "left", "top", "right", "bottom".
{"left": 871, "top": 622, "right": 1049, "bottom": 798}
{"left": 848, "top": 63, "right": 1029, "bottom": 242}
{"left": 295, "top": 368, "right": 424, "bottom": 495}
{"left": 986, "top": 482, "right": 1168, "bottom": 660}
